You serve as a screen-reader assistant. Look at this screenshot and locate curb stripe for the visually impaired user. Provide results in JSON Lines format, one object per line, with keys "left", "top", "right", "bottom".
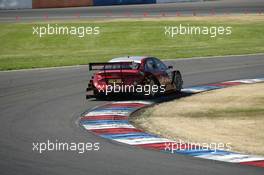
{"left": 226, "top": 78, "right": 264, "bottom": 84}
{"left": 240, "top": 160, "right": 264, "bottom": 167}
{"left": 81, "top": 115, "right": 128, "bottom": 120}
{"left": 112, "top": 101, "right": 153, "bottom": 105}
{"left": 196, "top": 154, "right": 264, "bottom": 163}
{"left": 80, "top": 120, "right": 129, "bottom": 125}
{"left": 83, "top": 123, "right": 135, "bottom": 130}
{"left": 104, "top": 103, "right": 146, "bottom": 108}
{"left": 91, "top": 128, "right": 144, "bottom": 134}
{"left": 86, "top": 111, "right": 131, "bottom": 116}
{"left": 100, "top": 133, "right": 158, "bottom": 139}
{"left": 80, "top": 78, "right": 264, "bottom": 168}
{"left": 182, "top": 85, "right": 222, "bottom": 93}
{"left": 113, "top": 137, "right": 173, "bottom": 145}
{"left": 137, "top": 142, "right": 177, "bottom": 150}
{"left": 208, "top": 82, "right": 242, "bottom": 87}
{"left": 93, "top": 107, "right": 137, "bottom": 111}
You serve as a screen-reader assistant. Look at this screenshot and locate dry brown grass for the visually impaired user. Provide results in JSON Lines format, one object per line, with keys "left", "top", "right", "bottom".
{"left": 133, "top": 83, "right": 264, "bottom": 155}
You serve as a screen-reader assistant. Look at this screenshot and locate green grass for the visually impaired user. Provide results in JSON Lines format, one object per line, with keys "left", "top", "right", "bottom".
{"left": 1, "top": 17, "right": 264, "bottom": 70}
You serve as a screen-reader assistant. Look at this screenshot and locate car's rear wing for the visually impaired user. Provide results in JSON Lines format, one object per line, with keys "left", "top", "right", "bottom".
{"left": 89, "top": 62, "right": 138, "bottom": 71}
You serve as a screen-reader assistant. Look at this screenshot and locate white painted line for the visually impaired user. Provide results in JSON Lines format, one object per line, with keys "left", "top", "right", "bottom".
{"left": 226, "top": 78, "right": 264, "bottom": 84}
{"left": 196, "top": 153, "right": 264, "bottom": 163}
{"left": 112, "top": 101, "right": 154, "bottom": 105}
{"left": 83, "top": 123, "right": 135, "bottom": 130}
{"left": 114, "top": 137, "right": 172, "bottom": 145}
{"left": 86, "top": 111, "right": 131, "bottom": 116}
{"left": 181, "top": 88, "right": 205, "bottom": 93}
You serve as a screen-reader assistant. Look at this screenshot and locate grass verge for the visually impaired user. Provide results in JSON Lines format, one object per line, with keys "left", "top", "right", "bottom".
{"left": 133, "top": 83, "right": 264, "bottom": 155}
{"left": 0, "top": 15, "right": 264, "bottom": 70}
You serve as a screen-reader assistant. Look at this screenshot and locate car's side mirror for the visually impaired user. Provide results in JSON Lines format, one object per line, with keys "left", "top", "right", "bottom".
{"left": 168, "top": 65, "right": 173, "bottom": 69}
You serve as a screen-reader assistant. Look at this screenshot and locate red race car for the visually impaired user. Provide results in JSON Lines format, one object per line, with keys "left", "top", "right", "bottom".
{"left": 86, "top": 56, "right": 183, "bottom": 99}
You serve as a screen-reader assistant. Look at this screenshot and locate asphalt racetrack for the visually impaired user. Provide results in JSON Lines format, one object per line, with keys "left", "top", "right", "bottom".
{"left": 0, "top": 54, "right": 264, "bottom": 175}
{"left": 0, "top": 0, "right": 264, "bottom": 22}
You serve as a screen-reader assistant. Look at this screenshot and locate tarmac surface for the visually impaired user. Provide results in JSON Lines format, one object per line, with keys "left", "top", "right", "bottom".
{"left": 0, "top": 54, "right": 264, "bottom": 174}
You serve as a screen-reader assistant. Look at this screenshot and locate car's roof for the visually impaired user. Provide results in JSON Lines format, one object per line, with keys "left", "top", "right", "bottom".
{"left": 108, "top": 56, "right": 148, "bottom": 63}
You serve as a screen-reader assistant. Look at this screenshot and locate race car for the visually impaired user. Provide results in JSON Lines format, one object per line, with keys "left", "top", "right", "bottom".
{"left": 86, "top": 56, "right": 183, "bottom": 99}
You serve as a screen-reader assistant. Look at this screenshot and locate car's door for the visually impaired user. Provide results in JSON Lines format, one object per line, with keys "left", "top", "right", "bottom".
{"left": 144, "top": 58, "right": 162, "bottom": 82}
{"left": 152, "top": 58, "right": 172, "bottom": 86}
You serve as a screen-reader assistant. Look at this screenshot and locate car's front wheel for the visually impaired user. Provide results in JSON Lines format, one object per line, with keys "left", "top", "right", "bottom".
{"left": 174, "top": 71, "right": 183, "bottom": 93}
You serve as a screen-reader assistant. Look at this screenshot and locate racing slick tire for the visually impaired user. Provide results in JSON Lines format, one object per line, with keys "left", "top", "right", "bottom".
{"left": 144, "top": 76, "right": 160, "bottom": 98}
{"left": 174, "top": 71, "right": 183, "bottom": 93}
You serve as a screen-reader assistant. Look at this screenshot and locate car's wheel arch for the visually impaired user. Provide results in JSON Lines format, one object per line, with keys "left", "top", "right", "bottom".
{"left": 144, "top": 72, "right": 160, "bottom": 86}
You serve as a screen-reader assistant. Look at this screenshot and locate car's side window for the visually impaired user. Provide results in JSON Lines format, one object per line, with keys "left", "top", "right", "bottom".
{"left": 153, "top": 58, "right": 167, "bottom": 71}
{"left": 145, "top": 58, "right": 157, "bottom": 71}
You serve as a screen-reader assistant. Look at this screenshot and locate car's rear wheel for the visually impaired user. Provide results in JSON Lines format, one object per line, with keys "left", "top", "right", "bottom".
{"left": 174, "top": 71, "right": 183, "bottom": 93}
{"left": 144, "top": 76, "right": 160, "bottom": 98}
